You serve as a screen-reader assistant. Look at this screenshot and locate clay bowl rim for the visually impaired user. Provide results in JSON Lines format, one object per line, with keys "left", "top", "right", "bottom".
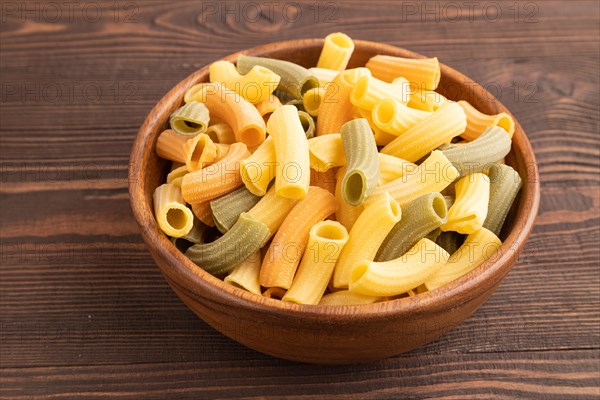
{"left": 129, "top": 38, "right": 540, "bottom": 322}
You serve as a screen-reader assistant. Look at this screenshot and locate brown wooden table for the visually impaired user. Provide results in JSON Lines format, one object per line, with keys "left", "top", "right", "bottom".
{"left": 1, "top": 1, "right": 599, "bottom": 398}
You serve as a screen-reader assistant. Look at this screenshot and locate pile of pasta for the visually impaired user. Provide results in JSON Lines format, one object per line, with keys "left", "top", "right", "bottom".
{"left": 152, "top": 33, "right": 523, "bottom": 306}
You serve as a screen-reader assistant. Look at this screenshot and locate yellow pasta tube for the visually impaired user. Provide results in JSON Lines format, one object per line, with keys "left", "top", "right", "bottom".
{"left": 442, "top": 173, "right": 490, "bottom": 234}
{"left": 166, "top": 165, "right": 188, "bottom": 187}
{"left": 366, "top": 55, "right": 441, "bottom": 90}
{"left": 333, "top": 192, "right": 402, "bottom": 288}
{"left": 209, "top": 60, "right": 280, "bottom": 104}
{"left": 350, "top": 75, "right": 410, "bottom": 110}
{"left": 349, "top": 238, "right": 450, "bottom": 297}
{"left": 458, "top": 100, "right": 515, "bottom": 141}
{"left": 246, "top": 186, "right": 299, "bottom": 236}
{"left": 381, "top": 102, "right": 467, "bottom": 162}
{"left": 308, "top": 133, "right": 345, "bottom": 172}
{"left": 354, "top": 107, "right": 397, "bottom": 146}
{"left": 191, "top": 202, "right": 215, "bottom": 227}
{"left": 319, "top": 290, "right": 380, "bottom": 305}
{"left": 153, "top": 183, "right": 194, "bottom": 238}
{"left": 254, "top": 93, "right": 282, "bottom": 117}
{"left": 302, "top": 87, "right": 327, "bottom": 117}
{"left": 407, "top": 89, "right": 449, "bottom": 112}
{"left": 156, "top": 130, "right": 218, "bottom": 172}
{"left": 224, "top": 251, "right": 262, "bottom": 295}
{"left": 372, "top": 98, "right": 432, "bottom": 136}
{"left": 308, "top": 67, "right": 339, "bottom": 86}
{"left": 184, "top": 83, "right": 213, "bottom": 104}
{"left": 193, "top": 83, "right": 266, "bottom": 147}
{"left": 424, "top": 227, "right": 502, "bottom": 291}
{"left": 240, "top": 136, "right": 276, "bottom": 196}
{"left": 283, "top": 221, "right": 349, "bottom": 305}
{"left": 267, "top": 105, "right": 310, "bottom": 199}
{"left": 181, "top": 142, "right": 250, "bottom": 204}
{"left": 317, "top": 68, "right": 371, "bottom": 136}
{"left": 317, "top": 32, "right": 355, "bottom": 71}
{"left": 206, "top": 123, "right": 236, "bottom": 144}
{"left": 378, "top": 153, "right": 417, "bottom": 185}
{"left": 334, "top": 167, "right": 364, "bottom": 231}
{"left": 371, "top": 150, "right": 459, "bottom": 207}
{"left": 260, "top": 187, "right": 337, "bottom": 289}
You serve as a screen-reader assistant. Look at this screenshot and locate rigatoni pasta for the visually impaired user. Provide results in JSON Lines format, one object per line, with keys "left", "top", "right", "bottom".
{"left": 151, "top": 33, "right": 523, "bottom": 306}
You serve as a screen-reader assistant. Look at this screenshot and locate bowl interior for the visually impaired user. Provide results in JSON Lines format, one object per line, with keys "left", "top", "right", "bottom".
{"left": 130, "top": 39, "right": 540, "bottom": 320}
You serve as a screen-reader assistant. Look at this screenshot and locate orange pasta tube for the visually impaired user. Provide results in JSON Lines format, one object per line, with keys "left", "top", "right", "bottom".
{"left": 255, "top": 93, "right": 282, "bottom": 117}
{"left": 156, "top": 130, "right": 218, "bottom": 172}
{"left": 191, "top": 202, "right": 215, "bottom": 227}
{"left": 181, "top": 142, "right": 250, "bottom": 204}
{"left": 366, "top": 55, "right": 441, "bottom": 90}
{"left": 458, "top": 100, "right": 515, "bottom": 141}
{"left": 316, "top": 68, "right": 371, "bottom": 136}
{"left": 194, "top": 83, "right": 266, "bottom": 147}
{"left": 260, "top": 186, "right": 337, "bottom": 289}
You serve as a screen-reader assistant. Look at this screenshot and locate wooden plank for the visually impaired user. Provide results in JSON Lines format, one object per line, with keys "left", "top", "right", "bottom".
{"left": 1, "top": 350, "right": 598, "bottom": 399}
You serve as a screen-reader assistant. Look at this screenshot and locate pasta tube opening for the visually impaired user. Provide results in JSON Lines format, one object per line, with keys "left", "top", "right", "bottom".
{"left": 372, "top": 98, "right": 396, "bottom": 126}
{"left": 432, "top": 193, "right": 448, "bottom": 220}
{"left": 166, "top": 207, "right": 190, "bottom": 231}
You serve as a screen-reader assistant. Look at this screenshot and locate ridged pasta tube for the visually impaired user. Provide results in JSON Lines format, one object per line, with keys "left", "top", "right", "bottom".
{"left": 156, "top": 130, "right": 218, "bottom": 171}
{"left": 191, "top": 202, "right": 215, "bottom": 227}
{"left": 308, "top": 134, "right": 345, "bottom": 172}
{"left": 334, "top": 166, "right": 364, "bottom": 231}
{"left": 340, "top": 118, "right": 380, "bottom": 205}
{"left": 260, "top": 186, "right": 337, "bottom": 289}
{"left": 206, "top": 123, "right": 235, "bottom": 144}
{"left": 186, "top": 212, "right": 270, "bottom": 276}
{"left": 442, "top": 173, "right": 490, "bottom": 234}
{"left": 317, "top": 32, "right": 355, "bottom": 71}
{"left": 484, "top": 164, "right": 523, "bottom": 236}
{"left": 237, "top": 54, "right": 319, "bottom": 99}
{"left": 424, "top": 227, "right": 502, "bottom": 291}
{"left": 381, "top": 102, "right": 467, "bottom": 162}
{"left": 282, "top": 221, "right": 349, "bottom": 305}
{"left": 350, "top": 238, "right": 450, "bottom": 297}
{"left": 372, "top": 150, "right": 459, "bottom": 207}
{"left": 310, "top": 168, "right": 337, "bottom": 196}
{"left": 302, "top": 87, "right": 326, "bottom": 117}
{"left": 254, "top": 93, "right": 282, "bottom": 118}
{"left": 210, "top": 186, "right": 261, "bottom": 234}
{"left": 308, "top": 67, "right": 339, "bottom": 86}
{"left": 317, "top": 68, "right": 371, "bottom": 135}
{"left": 166, "top": 164, "right": 188, "bottom": 187}
{"left": 372, "top": 98, "right": 432, "bottom": 136}
{"left": 378, "top": 153, "right": 417, "bottom": 185}
{"left": 355, "top": 107, "right": 398, "bottom": 146}
{"left": 441, "top": 126, "right": 512, "bottom": 177}
{"left": 153, "top": 183, "right": 194, "bottom": 238}
{"left": 240, "top": 136, "right": 276, "bottom": 196}
{"left": 192, "top": 83, "right": 266, "bottom": 147}
{"left": 246, "top": 186, "right": 299, "bottom": 237}
{"left": 458, "top": 100, "right": 515, "bottom": 141}
{"left": 169, "top": 101, "right": 210, "bottom": 136}
{"left": 224, "top": 251, "right": 262, "bottom": 295}
{"left": 267, "top": 105, "right": 310, "bottom": 199}
{"left": 350, "top": 75, "right": 410, "bottom": 110}
{"left": 376, "top": 192, "right": 449, "bottom": 261}
{"left": 297, "top": 110, "right": 316, "bottom": 139}
{"left": 406, "top": 88, "right": 449, "bottom": 112}
{"left": 319, "top": 290, "right": 380, "bottom": 305}
{"left": 333, "top": 192, "right": 402, "bottom": 288}
{"left": 181, "top": 142, "right": 250, "bottom": 204}
{"left": 209, "top": 60, "right": 280, "bottom": 104}
{"left": 366, "top": 55, "right": 441, "bottom": 90}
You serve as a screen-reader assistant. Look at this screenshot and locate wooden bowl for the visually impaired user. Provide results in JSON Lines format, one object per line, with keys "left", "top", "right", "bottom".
{"left": 129, "top": 39, "right": 540, "bottom": 364}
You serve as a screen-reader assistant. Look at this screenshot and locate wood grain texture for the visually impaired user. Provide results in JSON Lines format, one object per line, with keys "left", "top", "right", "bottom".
{"left": 0, "top": 0, "right": 598, "bottom": 396}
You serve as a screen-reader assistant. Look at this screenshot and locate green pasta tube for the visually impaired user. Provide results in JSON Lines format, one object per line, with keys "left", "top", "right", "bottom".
{"left": 169, "top": 101, "right": 210, "bottom": 136}
{"left": 441, "top": 126, "right": 512, "bottom": 176}
{"left": 171, "top": 217, "right": 209, "bottom": 252}
{"left": 185, "top": 212, "right": 270, "bottom": 276}
{"left": 484, "top": 163, "right": 523, "bottom": 236}
{"left": 237, "top": 55, "right": 319, "bottom": 99}
{"left": 376, "top": 192, "right": 448, "bottom": 261}
{"left": 209, "top": 187, "right": 261, "bottom": 234}
{"left": 435, "top": 231, "right": 465, "bottom": 255}
{"left": 425, "top": 228, "right": 442, "bottom": 242}
{"left": 297, "top": 110, "right": 315, "bottom": 139}
{"left": 340, "top": 118, "right": 380, "bottom": 205}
